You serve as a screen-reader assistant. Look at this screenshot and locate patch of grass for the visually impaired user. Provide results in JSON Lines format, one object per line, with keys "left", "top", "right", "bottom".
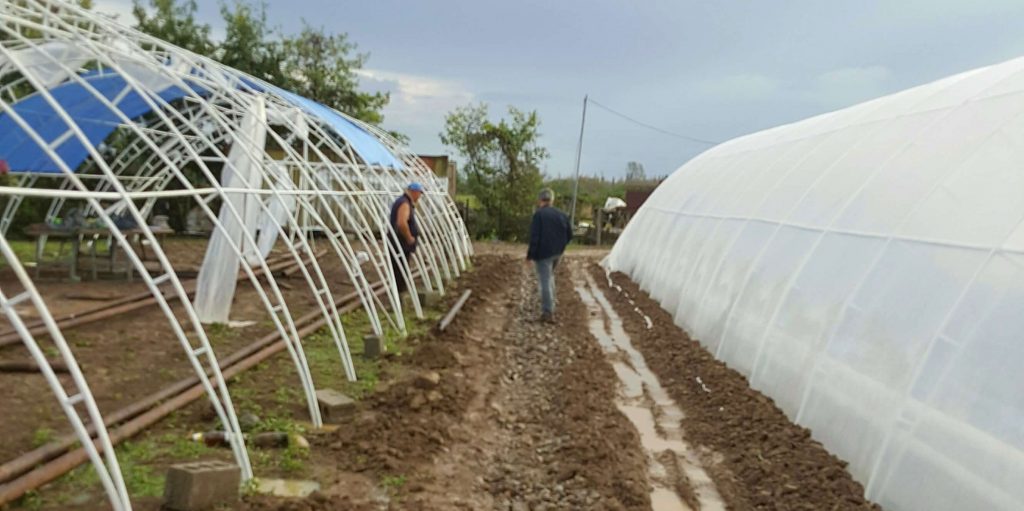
{"left": 273, "top": 385, "right": 299, "bottom": 403}
{"left": 205, "top": 322, "right": 237, "bottom": 344}
{"left": 42, "top": 344, "right": 60, "bottom": 359}
{"left": 14, "top": 490, "right": 43, "bottom": 510}
{"left": 248, "top": 448, "right": 274, "bottom": 473}
{"left": 380, "top": 474, "right": 407, "bottom": 493}
{"left": 253, "top": 415, "right": 301, "bottom": 435}
{"left": 303, "top": 326, "right": 381, "bottom": 399}
{"left": 1, "top": 240, "right": 62, "bottom": 267}
{"left": 278, "top": 442, "right": 308, "bottom": 474}
{"left": 158, "top": 432, "right": 216, "bottom": 460}
{"left": 50, "top": 439, "right": 167, "bottom": 500}
{"left": 31, "top": 427, "right": 55, "bottom": 447}
{"left": 72, "top": 440, "right": 165, "bottom": 498}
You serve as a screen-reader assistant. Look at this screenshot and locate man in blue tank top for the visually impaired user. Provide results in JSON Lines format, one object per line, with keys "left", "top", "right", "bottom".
{"left": 527, "top": 188, "right": 573, "bottom": 323}
{"left": 389, "top": 182, "right": 423, "bottom": 293}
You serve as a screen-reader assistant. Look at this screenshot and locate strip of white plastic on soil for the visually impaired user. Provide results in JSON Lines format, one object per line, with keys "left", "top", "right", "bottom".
{"left": 575, "top": 270, "right": 725, "bottom": 511}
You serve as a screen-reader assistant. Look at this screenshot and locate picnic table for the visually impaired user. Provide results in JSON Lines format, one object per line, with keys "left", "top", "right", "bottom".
{"left": 25, "top": 223, "right": 175, "bottom": 281}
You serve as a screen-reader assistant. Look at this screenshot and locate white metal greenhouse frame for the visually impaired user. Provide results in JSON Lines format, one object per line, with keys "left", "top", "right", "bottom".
{"left": 0, "top": 1, "right": 471, "bottom": 509}
{"left": 607, "top": 55, "right": 1024, "bottom": 510}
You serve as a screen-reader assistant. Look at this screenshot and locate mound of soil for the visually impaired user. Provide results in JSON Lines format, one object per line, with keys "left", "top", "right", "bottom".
{"left": 594, "top": 264, "right": 880, "bottom": 510}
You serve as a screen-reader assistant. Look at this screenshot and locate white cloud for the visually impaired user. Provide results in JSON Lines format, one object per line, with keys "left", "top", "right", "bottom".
{"left": 695, "top": 72, "right": 783, "bottom": 101}
{"left": 355, "top": 68, "right": 473, "bottom": 131}
{"left": 92, "top": 0, "right": 226, "bottom": 40}
{"left": 91, "top": 0, "right": 135, "bottom": 26}
{"left": 810, "top": 65, "right": 892, "bottom": 106}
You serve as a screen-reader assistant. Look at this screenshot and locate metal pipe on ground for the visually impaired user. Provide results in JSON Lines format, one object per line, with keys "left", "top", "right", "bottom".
{"left": 0, "top": 274, "right": 404, "bottom": 502}
{"left": 0, "top": 360, "right": 69, "bottom": 373}
{"left": 0, "top": 251, "right": 324, "bottom": 346}
{"left": 437, "top": 290, "right": 472, "bottom": 332}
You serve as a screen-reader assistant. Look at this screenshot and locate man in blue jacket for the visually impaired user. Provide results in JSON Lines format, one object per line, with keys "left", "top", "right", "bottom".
{"left": 527, "top": 188, "right": 573, "bottom": 323}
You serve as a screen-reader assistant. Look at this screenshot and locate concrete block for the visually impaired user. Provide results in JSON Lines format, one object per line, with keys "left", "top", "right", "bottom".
{"left": 363, "top": 334, "right": 382, "bottom": 360}
{"left": 316, "top": 388, "right": 356, "bottom": 423}
{"left": 162, "top": 460, "right": 240, "bottom": 511}
{"left": 417, "top": 291, "right": 441, "bottom": 309}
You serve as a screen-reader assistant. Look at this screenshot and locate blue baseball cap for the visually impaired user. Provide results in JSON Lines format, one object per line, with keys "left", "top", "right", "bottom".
{"left": 407, "top": 182, "right": 424, "bottom": 192}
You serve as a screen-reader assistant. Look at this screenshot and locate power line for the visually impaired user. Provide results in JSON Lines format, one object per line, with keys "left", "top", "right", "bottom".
{"left": 587, "top": 98, "right": 720, "bottom": 146}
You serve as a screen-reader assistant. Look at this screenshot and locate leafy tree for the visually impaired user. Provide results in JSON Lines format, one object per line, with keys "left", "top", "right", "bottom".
{"left": 130, "top": 2, "right": 392, "bottom": 127}
{"left": 217, "top": 0, "right": 286, "bottom": 84}
{"left": 281, "top": 24, "right": 389, "bottom": 124}
{"left": 625, "top": 161, "right": 646, "bottom": 182}
{"left": 132, "top": 0, "right": 214, "bottom": 55}
{"left": 441, "top": 103, "right": 547, "bottom": 240}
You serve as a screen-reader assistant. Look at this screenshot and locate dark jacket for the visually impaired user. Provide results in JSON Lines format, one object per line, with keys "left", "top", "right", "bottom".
{"left": 389, "top": 193, "right": 420, "bottom": 254}
{"left": 527, "top": 206, "right": 572, "bottom": 260}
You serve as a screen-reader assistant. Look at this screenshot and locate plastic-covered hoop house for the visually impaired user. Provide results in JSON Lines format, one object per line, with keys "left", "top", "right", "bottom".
{"left": 607, "top": 57, "right": 1024, "bottom": 511}
{"left": 0, "top": 1, "right": 470, "bottom": 509}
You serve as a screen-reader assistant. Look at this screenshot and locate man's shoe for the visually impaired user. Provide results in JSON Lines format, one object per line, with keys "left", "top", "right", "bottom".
{"left": 540, "top": 311, "right": 555, "bottom": 324}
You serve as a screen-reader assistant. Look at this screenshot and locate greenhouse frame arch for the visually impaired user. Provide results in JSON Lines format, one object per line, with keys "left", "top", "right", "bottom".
{"left": 0, "top": 1, "right": 471, "bottom": 509}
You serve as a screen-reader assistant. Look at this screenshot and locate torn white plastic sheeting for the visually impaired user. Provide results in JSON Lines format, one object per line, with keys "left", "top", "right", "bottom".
{"left": 5, "top": 41, "right": 91, "bottom": 88}
{"left": 194, "top": 97, "right": 267, "bottom": 323}
{"left": 251, "top": 163, "right": 296, "bottom": 263}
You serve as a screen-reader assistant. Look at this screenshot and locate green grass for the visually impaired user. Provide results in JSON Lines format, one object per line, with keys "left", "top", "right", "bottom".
{"left": 50, "top": 438, "right": 165, "bottom": 505}
{"left": 31, "top": 427, "right": 54, "bottom": 448}
{"left": 380, "top": 474, "right": 407, "bottom": 495}
{"left": 0, "top": 239, "right": 113, "bottom": 268}
{"left": 15, "top": 491, "right": 43, "bottom": 511}
{"left": 117, "top": 441, "right": 165, "bottom": 497}
{"left": 157, "top": 432, "right": 217, "bottom": 460}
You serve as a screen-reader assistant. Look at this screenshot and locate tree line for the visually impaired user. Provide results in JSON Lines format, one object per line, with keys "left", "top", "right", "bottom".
{"left": 131, "top": 0, "right": 389, "bottom": 126}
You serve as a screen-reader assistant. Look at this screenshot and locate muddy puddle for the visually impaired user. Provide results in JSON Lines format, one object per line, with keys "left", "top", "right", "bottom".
{"left": 575, "top": 269, "right": 725, "bottom": 511}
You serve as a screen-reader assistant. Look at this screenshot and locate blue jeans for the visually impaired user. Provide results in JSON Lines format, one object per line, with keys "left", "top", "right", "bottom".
{"left": 534, "top": 255, "right": 560, "bottom": 314}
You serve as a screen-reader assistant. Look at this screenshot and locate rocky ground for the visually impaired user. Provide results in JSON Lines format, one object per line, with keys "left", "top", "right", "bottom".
{"left": 244, "top": 252, "right": 879, "bottom": 510}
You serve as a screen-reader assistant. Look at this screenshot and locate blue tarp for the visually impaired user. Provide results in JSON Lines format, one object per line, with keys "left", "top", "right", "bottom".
{"left": 0, "top": 69, "right": 402, "bottom": 174}
{"left": 0, "top": 72, "right": 203, "bottom": 173}
{"left": 244, "top": 79, "right": 402, "bottom": 169}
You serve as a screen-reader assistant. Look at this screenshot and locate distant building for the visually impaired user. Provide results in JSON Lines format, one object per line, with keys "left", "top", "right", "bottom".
{"left": 417, "top": 155, "right": 457, "bottom": 198}
{"left": 624, "top": 188, "right": 655, "bottom": 220}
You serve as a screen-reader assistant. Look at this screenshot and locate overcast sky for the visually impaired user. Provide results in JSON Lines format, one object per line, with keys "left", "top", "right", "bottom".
{"left": 94, "top": 0, "right": 1024, "bottom": 179}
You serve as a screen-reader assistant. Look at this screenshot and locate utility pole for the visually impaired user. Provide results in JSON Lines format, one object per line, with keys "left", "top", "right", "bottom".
{"left": 569, "top": 94, "right": 588, "bottom": 228}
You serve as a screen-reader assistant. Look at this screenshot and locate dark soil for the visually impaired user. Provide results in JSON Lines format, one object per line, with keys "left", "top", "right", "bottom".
{"left": 592, "top": 263, "right": 880, "bottom": 511}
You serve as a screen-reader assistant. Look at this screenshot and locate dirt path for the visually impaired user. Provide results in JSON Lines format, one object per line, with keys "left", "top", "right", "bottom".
{"left": 241, "top": 253, "right": 882, "bottom": 510}
{"left": 257, "top": 254, "right": 652, "bottom": 510}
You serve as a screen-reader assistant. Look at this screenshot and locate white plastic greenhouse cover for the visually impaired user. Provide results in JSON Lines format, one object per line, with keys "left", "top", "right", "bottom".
{"left": 606, "top": 56, "right": 1024, "bottom": 511}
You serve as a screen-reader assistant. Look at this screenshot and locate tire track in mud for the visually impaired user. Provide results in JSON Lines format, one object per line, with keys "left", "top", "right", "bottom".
{"left": 572, "top": 261, "right": 725, "bottom": 511}
{"left": 590, "top": 262, "right": 881, "bottom": 511}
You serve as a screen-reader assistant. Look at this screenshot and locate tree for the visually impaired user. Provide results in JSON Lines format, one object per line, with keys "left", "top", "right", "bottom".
{"left": 132, "top": 0, "right": 214, "bottom": 56}
{"left": 130, "top": 2, "right": 391, "bottom": 126}
{"left": 625, "top": 161, "right": 646, "bottom": 182}
{"left": 217, "top": 1, "right": 286, "bottom": 85}
{"left": 441, "top": 103, "right": 547, "bottom": 240}
{"left": 281, "top": 24, "right": 389, "bottom": 124}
